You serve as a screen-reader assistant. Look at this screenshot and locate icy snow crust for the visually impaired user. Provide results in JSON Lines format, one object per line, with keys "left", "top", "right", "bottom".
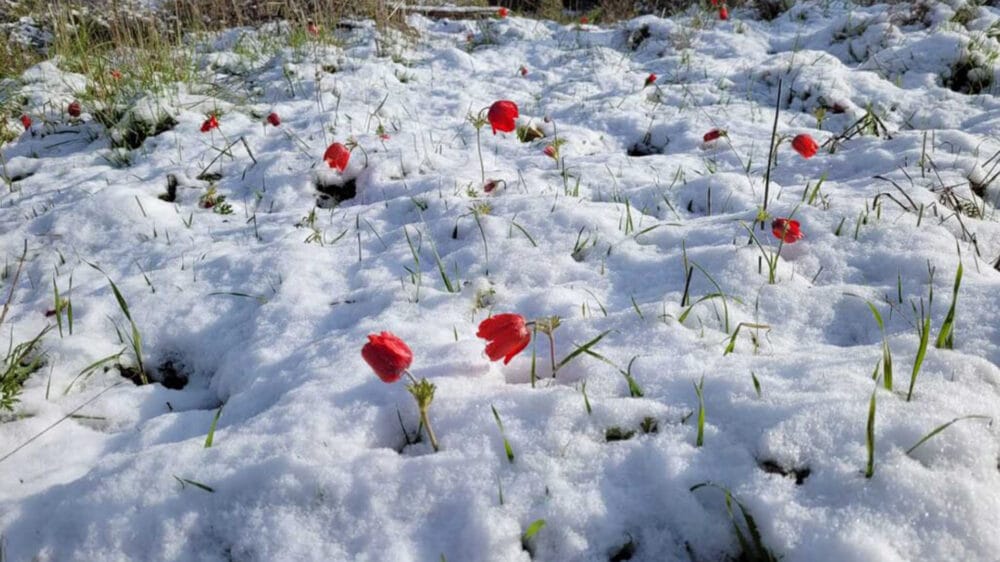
{"left": 2, "top": 2, "right": 1000, "bottom": 561}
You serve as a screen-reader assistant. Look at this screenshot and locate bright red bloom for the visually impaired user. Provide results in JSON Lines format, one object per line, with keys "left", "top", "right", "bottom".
{"left": 477, "top": 313, "right": 531, "bottom": 365}
{"left": 719, "top": 6, "right": 728, "bottom": 20}
{"left": 200, "top": 115, "right": 219, "bottom": 133}
{"left": 362, "top": 332, "right": 413, "bottom": 383}
{"left": 498, "top": 7, "right": 509, "bottom": 18}
{"left": 543, "top": 145, "right": 557, "bottom": 159}
{"left": 487, "top": 100, "right": 518, "bottom": 134}
{"left": 644, "top": 73, "right": 657, "bottom": 87}
{"left": 771, "top": 218, "right": 803, "bottom": 244}
{"left": 519, "top": 65, "right": 528, "bottom": 77}
{"left": 791, "top": 134, "right": 818, "bottom": 159}
{"left": 323, "top": 142, "right": 351, "bottom": 171}
{"left": 20, "top": 114, "right": 31, "bottom": 130}
{"left": 68, "top": 101, "right": 81, "bottom": 118}
{"left": 580, "top": 16, "right": 589, "bottom": 24}
{"left": 267, "top": 112, "right": 281, "bottom": 127}
{"left": 703, "top": 128, "right": 725, "bottom": 142}
{"left": 110, "top": 69, "right": 122, "bottom": 80}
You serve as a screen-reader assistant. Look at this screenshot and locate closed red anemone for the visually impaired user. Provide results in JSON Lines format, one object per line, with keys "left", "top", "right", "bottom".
{"left": 68, "top": 101, "right": 81, "bottom": 117}
{"left": 644, "top": 73, "right": 657, "bottom": 87}
{"left": 477, "top": 313, "right": 531, "bottom": 365}
{"left": 771, "top": 218, "right": 803, "bottom": 244}
{"left": 20, "top": 114, "right": 31, "bottom": 130}
{"left": 323, "top": 142, "right": 351, "bottom": 171}
{"left": 362, "top": 332, "right": 413, "bottom": 383}
{"left": 487, "top": 100, "right": 518, "bottom": 134}
{"left": 498, "top": 7, "right": 509, "bottom": 18}
{"left": 267, "top": 112, "right": 281, "bottom": 127}
{"left": 703, "top": 129, "right": 725, "bottom": 142}
{"left": 792, "top": 134, "right": 818, "bottom": 158}
{"left": 201, "top": 115, "right": 219, "bottom": 133}
{"left": 719, "top": 6, "right": 729, "bottom": 20}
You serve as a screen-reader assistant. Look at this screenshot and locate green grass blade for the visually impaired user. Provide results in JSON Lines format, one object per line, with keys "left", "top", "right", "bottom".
{"left": 905, "top": 415, "right": 991, "bottom": 456}
{"left": 555, "top": 330, "right": 611, "bottom": 372}
{"left": 204, "top": 405, "right": 224, "bottom": 448}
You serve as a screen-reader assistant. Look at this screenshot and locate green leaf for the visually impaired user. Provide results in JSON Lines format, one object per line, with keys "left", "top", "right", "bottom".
{"left": 555, "top": 330, "right": 611, "bottom": 372}
{"left": 204, "top": 405, "right": 224, "bottom": 448}
{"left": 522, "top": 519, "right": 546, "bottom": 542}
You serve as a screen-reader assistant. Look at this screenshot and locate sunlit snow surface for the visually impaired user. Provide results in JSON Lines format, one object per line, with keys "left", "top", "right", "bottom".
{"left": 2, "top": 2, "right": 1000, "bottom": 561}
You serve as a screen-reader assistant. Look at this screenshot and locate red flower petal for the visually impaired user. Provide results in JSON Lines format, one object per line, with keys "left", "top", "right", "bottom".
{"left": 791, "top": 134, "right": 818, "bottom": 159}
{"left": 361, "top": 332, "right": 413, "bottom": 383}
{"left": 267, "top": 112, "right": 281, "bottom": 127}
{"left": 644, "top": 73, "right": 657, "bottom": 87}
{"left": 323, "top": 142, "right": 351, "bottom": 171}
{"left": 703, "top": 129, "right": 724, "bottom": 142}
{"left": 20, "top": 114, "right": 31, "bottom": 130}
{"left": 498, "top": 7, "right": 508, "bottom": 18}
{"left": 487, "top": 100, "right": 518, "bottom": 135}
{"left": 771, "top": 218, "right": 803, "bottom": 244}
{"left": 201, "top": 115, "right": 219, "bottom": 133}
{"left": 719, "top": 6, "right": 729, "bottom": 20}
{"left": 477, "top": 314, "right": 530, "bottom": 364}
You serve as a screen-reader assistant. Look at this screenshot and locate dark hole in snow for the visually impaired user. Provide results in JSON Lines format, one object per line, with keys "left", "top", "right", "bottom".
{"left": 627, "top": 25, "right": 650, "bottom": 51}
{"left": 159, "top": 174, "right": 178, "bottom": 202}
{"left": 609, "top": 536, "right": 637, "bottom": 561}
{"left": 315, "top": 177, "right": 357, "bottom": 209}
{"left": 116, "top": 359, "right": 188, "bottom": 389}
{"left": 759, "top": 459, "right": 810, "bottom": 485}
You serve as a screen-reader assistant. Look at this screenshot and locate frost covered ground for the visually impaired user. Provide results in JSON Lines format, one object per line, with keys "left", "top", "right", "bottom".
{"left": 2, "top": 1, "right": 1000, "bottom": 561}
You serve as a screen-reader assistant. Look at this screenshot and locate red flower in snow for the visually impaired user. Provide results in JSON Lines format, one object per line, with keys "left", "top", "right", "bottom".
{"left": 771, "top": 218, "right": 803, "bottom": 244}
{"left": 68, "top": 101, "right": 81, "bottom": 118}
{"left": 266, "top": 112, "right": 281, "bottom": 127}
{"left": 323, "top": 142, "right": 351, "bottom": 171}
{"left": 487, "top": 100, "right": 518, "bottom": 134}
{"left": 580, "top": 16, "right": 589, "bottom": 24}
{"left": 477, "top": 313, "right": 531, "bottom": 365}
{"left": 200, "top": 115, "right": 219, "bottom": 133}
{"left": 519, "top": 65, "right": 528, "bottom": 76}
{"left": 362, "top": 332, "right": 413, "bottom": 383}
{"left": 703, "top": 129, "right": 725, "bottom": 142}
{"left": 498, "top": 7, "right": 509, "bottom": 18}
{"left": 644, "top": 73, "right": 657, "bottom": 87}
{"left": 791, "top": 134, "right": 818, "bottom": 159}
{"left": 719, "top": 6, "right": 729, "bottom": 20}
{"left": 543, "top": 145, "right": 557, "bottom": 159}
{"left": 20, "top": 114, "right": 32, "bottom": 130}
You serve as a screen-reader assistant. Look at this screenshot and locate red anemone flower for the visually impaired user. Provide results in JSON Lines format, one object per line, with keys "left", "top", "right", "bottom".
{"left": 703, "top": 128, "right": 725, "bottom": 142}
{"left": 487, "top": 100, "right": 518, "bottom": 134}
{"left": 20, "top": 114, "right": 32, "bottom": 130}
{"left": 644, "top": 73, "right": 657, "bottom": 87}
{"left": 791, "top": 134, "right": 818, "bottom": 159}
{"left": 323, "top": 142, "right": 351, "bottom": 171}
{"left": 498, "top": 7, "right": 509, "bottom": 18}
{"left": 719, "top": 6, "right": 729, "bottom": 20}
{"left": 362, "top": 332, "right": 413, "bottom": 383}
{"left": 68, "top": 101, "right": 81, "bottom": 118}
{"left": 267, "top": 112, "right": 281, "bottom": 127}
{"left": 200, "top": 115, "right": 219, "bottom": 133}
{"left": 580, "top": 16, "right": 589, "bottom": 24}
{"left": 477, "top": 313, "right": 531, "bottom": 365}
{"left": 771, "top": 218, "right": 803, "bottom": 244}
{"left": 519, "top": 65, "right": 528, "bottom": 77}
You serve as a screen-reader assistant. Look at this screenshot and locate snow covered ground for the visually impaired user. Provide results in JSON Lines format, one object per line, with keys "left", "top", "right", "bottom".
{"left": 2, "top": 1, "right": 1000, "bottom": 560}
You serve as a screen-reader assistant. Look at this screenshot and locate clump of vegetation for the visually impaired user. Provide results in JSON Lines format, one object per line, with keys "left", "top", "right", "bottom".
{"left": 0, "top": 327, "right": 50, "bottom": 412}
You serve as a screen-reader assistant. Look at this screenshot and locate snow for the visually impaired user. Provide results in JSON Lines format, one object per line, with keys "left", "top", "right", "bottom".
{"left": 2, "top": 1, "right": 1000, "bottom": 560}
